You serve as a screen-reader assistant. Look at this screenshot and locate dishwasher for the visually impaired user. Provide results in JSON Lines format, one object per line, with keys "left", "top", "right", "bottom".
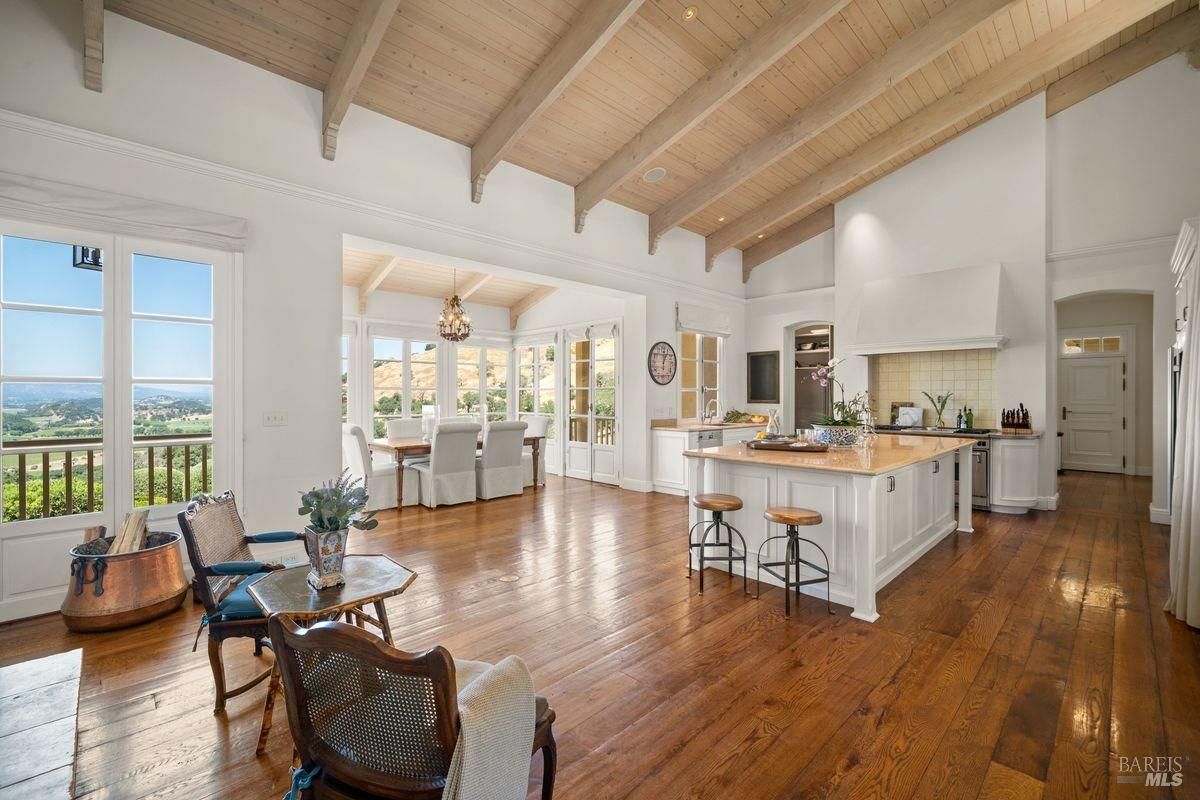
{"left": 953, "top": 438, "right": 991, "bottom": 510}
{"left": 696, "top": 430, "right": 723, "bottom": 449}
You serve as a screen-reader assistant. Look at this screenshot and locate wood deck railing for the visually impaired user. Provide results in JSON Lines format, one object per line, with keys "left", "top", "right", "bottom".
{"left": 1, "top": 434, "right": 213, "bottom": 523}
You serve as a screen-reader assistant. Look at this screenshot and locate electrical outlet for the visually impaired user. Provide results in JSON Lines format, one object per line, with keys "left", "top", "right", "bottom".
{"left": 263, "top": 412, "right": 288, "bottom": 427}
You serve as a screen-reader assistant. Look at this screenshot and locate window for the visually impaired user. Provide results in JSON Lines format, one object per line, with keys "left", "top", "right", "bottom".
{"left": 517, "top": 343, "right": 556, "bottom": 438}
{"left": 371, "top": 337, "right": 438, "bottom": 437}
{"left": 340, "top": 334, "right": 350, "bottom": 422}
{"left": 1, "top": 227, "right": 229, "bottom": 524}
{"left": 1062, "top": 335, "right": 1121, "bottom": 355}
{"left": 679, "top": 331, "right": 719, "bottom": 421}
{"left": 131, "top": 253, "right": 214, "bottom": 507}
{"left": 456, "top": 346, "right": 510, "bottom": 422}
{"left": 2, "top": 235, "right": 106, "bottom": 521}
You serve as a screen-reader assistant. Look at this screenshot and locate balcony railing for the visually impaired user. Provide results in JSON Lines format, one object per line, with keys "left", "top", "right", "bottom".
{"left": 1, "top": 434, "right": 213, "bottom": 523}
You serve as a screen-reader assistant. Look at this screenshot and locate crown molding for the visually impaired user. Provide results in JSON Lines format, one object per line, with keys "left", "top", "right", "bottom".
{"left": 0, "top": 108, "right": 744, "bottom": 303}
{"left": 848, "top": 335, "right": 1008, "bottom": 356}
{"left": 1046, "top": 233, "right": 1178, "bottom": 262}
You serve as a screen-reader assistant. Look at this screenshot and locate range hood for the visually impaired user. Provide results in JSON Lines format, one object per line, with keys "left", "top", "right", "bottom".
{"left": 849, "top": 263, "right": 1007, "bottom": 356}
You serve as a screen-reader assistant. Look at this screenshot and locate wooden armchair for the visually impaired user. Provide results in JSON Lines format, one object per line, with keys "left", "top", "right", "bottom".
{"left": 267, "top": 616, "right": 557, "bottom": 800}
{"left": 178, "top": 491, "right": 305, "bottom": 713}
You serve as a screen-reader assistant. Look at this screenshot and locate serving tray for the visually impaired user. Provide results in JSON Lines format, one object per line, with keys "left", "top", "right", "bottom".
{"left": 747, "top": 440, "right": 828, "bottom": 452}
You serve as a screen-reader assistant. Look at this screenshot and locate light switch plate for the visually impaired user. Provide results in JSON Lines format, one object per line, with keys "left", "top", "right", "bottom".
{"left": 263, "top": 412, "right": 288, "bottom": 427}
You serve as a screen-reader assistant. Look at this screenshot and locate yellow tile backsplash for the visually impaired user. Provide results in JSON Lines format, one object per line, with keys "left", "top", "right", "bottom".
{"left": 868, "top": 349, "right": 996, "bottom": 428}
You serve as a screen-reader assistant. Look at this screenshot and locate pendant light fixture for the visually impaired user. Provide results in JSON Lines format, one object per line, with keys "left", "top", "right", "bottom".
{"left": 438, "top": 269, "right": 472, "bottom": 342}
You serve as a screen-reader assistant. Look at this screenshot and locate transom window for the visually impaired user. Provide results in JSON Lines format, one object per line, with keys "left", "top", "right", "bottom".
{"left": 679, "top": 331, "right": 719, "bottom": 421}
{"left": 1062, "top": 335, "right": 1122, "bottom": 355}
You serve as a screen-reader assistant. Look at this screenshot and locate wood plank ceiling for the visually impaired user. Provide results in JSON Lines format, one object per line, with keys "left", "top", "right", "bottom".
{"left": 105, "top": 0, "right": 1199, "bottom": 278}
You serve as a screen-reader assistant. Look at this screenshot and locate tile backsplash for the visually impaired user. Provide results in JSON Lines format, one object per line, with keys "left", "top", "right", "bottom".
{"left": 868, "top": 349, "right": 996, "bottom": 428}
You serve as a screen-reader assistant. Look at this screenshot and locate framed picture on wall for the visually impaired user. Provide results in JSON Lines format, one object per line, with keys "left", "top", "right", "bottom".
{"left": 747, "top": 351, "right": 780, "bottom": 404}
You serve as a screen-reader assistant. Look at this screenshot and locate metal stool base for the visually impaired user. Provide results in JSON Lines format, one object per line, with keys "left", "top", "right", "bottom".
{"left": 755, "top": 525, "right": 834, "bottom": 618}
{"left": 688, "top": 512, "right": 749, "bottom": 596}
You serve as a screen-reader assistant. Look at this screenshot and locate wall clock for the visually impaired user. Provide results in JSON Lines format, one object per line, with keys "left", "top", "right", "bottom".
{"left": 648, "top": 341, "right": 677, "bottom": 385}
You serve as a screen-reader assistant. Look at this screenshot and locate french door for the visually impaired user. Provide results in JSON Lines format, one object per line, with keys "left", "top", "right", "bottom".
{"left": 564, "top": 326, "right": 619, "bottom": 485}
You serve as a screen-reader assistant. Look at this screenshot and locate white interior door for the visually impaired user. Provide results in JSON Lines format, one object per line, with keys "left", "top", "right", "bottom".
{"left": 1059, "top": 355, "right": 1126, "bottom": 472}
{"left": 563, "top": 330, "right": 619, "bottom": 485}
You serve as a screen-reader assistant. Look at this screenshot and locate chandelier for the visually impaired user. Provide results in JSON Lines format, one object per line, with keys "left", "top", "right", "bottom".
{"left": 438, "top": 270, "right": 472, "bottom": 342}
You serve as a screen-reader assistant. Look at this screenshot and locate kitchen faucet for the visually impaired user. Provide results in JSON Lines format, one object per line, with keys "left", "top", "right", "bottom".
{"left": 703, "top": 396, "right": 720, "bottom": 424}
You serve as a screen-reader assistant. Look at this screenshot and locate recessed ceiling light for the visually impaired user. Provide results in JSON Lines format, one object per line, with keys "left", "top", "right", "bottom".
{"left": 643, "top": 166, "right": 667, "bottom": 183}
{"left": 717, "top": 216, "right": 726, "bottom": 222}
{"left": 757, "top": 234, "right": 765, "bottom": 238}
{"left": 682, "top": 5, "right": 699, "bottom": 22}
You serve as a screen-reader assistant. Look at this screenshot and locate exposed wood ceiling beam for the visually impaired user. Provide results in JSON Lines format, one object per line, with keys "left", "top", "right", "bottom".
{"left": 322, "top": 0, "right": 402, "bottom": 161}
{"left": 456, "top": 273, "right": 492, "bottom": 301}
{"left": 741, "top": 205, "right": 834, "bottom": 281}
{"left": 572, "top": 0, "right": 850, "bottom": 234}
{"left": 82, "top": 0, "right": 104, "bottom": 93}
{"left": 705, "top": 0, "right": 1175, "bottom": 269}
{"left": 471, "top": 0, "right": 644, "bottom": 203}
{"left": 509, "top": 287, "right": 557, "bottom": 330}
{"left": 1046, "top": 8, "right": 1200, "bottom": 117}
{"left": 358, "top": 255, "right": 401, "bottom": 313}
{"left": 647, "top": 0, "right": 1012, "bottom": 254}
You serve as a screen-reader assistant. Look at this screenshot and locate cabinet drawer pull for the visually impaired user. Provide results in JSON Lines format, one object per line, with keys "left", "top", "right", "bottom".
{"left": 887, "top": 476, "right": 895, "bottom": 492}
{"left": 933, "top": 461, "right": 940, "bottom": 474}
{"left": 1186, "top": 305, "right": 1190, "bottom": 322}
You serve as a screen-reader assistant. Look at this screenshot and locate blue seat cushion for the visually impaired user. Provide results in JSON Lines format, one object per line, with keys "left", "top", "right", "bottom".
{"left": 216, "top": 573, "right": 267, "bottom": 621}
{"left": 210, "top": 560, "right": 266, "bottom": 575}
{"left": 248, "top": 530, "right": 301, "bottom": 543}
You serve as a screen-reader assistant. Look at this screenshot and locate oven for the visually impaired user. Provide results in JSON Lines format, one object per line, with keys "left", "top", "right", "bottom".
{"left": 954, "top": 439, "right": 990, "bottom": 510}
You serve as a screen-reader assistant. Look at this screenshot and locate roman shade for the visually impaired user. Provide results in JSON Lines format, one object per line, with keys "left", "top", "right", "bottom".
{"left": 676, "top": 302, "right": 732, "bottom": 338}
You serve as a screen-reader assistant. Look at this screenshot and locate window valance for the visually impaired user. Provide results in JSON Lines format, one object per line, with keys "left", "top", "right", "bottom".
{"left": 676, "top": 302, "right": 732, "bottom": 337}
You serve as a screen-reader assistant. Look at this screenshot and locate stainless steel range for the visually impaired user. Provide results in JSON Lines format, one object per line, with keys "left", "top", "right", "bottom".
{"left": 874, "top": 426, "right": 991, "bottom": 510}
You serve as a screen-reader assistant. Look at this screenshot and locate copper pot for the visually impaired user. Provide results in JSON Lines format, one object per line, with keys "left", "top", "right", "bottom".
{"left": 60, "top": 530, "right": 189, "bottom": 632}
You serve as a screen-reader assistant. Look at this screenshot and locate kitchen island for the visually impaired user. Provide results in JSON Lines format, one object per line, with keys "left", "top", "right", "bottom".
{"left": 684, "top": 434, "right": 976, "bottom": 622}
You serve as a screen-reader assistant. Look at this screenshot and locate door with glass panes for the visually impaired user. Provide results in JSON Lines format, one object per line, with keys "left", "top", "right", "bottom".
{"left": 564, "top": 328, "right": 618, "bottom": 485}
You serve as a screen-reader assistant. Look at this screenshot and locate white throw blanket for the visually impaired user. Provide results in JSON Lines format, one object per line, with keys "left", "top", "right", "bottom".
{"left": 443, "top": 655, "right": 536, "bottom": 800}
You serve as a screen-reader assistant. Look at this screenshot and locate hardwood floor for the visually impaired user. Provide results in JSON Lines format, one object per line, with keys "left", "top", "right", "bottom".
{"left": 0, "top": 471, "right": 1197, "bottom": 799}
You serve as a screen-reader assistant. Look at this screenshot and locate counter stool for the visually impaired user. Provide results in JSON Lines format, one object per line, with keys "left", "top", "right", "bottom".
{"left": 756, "top": 506, "right": 833, "bottom": 618}
{"left": 688, "top": 493, "right": 749, "bottom": 596}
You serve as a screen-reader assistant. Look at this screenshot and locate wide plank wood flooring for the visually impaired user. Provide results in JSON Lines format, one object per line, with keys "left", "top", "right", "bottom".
{"left": 0, "top": 471, "right": 1197, "bottom": 799}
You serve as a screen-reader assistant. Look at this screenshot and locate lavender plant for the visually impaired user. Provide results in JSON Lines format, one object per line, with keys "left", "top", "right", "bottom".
{"left": 298, "top": 470, "right": 379, "bottom": 533}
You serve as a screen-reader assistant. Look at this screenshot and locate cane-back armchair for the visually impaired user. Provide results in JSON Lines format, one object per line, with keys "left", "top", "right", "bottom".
{"left": 268, "top": 616, "right": 557, "bottom": 800}
{"left": 178, "top": 491, "right": 305, "bottom": 713}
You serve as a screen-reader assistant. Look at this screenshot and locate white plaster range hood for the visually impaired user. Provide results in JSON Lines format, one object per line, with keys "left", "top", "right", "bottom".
{"left": 850, "top": 263, "right": 1008, "bottom": 355}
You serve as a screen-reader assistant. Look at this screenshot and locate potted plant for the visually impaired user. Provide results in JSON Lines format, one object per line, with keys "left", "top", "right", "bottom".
{"left": 298, "top": 471, "right": 378, "bottom": 590}
{"left": 809, "top": 358, "right": 874, "bottom": 448}
{"left": 921, "top": 391, "right": 954, "bottom": 428}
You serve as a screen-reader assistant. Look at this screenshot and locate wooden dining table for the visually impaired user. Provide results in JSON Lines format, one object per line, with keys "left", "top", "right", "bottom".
{"left": 369, "top": 434, "right": 544, "bottom": 510}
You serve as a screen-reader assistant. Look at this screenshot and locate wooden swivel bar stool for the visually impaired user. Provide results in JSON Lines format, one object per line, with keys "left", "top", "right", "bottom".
{"left": 688, "top": 493, "right": 749, "bottom": 595}
{"left": 756, "top": 507, "right": 834, "bottom": 618}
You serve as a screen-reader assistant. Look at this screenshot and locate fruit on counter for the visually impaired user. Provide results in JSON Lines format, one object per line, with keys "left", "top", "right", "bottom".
{"left": 723, "top": 409, "right": 769, "bottom": 424}
{"left": 756, "top": 431, "right": 767, "bottom": 440}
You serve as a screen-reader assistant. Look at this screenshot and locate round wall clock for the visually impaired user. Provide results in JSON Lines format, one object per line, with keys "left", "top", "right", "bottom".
{"left": 648, "top": 341, "right": 678, "bottom": 385}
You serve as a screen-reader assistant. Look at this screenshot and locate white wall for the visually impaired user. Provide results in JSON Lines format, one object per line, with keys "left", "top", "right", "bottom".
{"left": 1056, "top": 293, "right": 1154, "bottom": 472}
{"left": 744, "top": 229, "right": 835, "bottom": 300}
{"left": 0, "top": 0, "right": 745, "bottom": 529}
{"left": 835, "top": 95, "right": 1054, "bottom": 500}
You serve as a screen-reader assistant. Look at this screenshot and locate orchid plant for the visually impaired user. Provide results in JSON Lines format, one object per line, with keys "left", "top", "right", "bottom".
{"left": 810, "top": 358, "right": 873, "bottom": 427}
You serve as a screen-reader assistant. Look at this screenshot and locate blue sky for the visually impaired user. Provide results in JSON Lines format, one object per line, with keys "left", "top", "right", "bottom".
{"left": 2, "top": 237, "right": 213, "bottom": 387}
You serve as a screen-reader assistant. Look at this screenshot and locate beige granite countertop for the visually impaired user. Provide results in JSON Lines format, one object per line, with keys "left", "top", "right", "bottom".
{"left": 652, "top": 421, "right": 766, "bottom": 433}
{"left": 683, "top": 434, "right": 975, "bottom": 476}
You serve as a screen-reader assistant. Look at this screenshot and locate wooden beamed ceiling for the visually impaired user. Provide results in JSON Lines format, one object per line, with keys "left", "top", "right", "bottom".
{"left": 105, "top": 0, "right": 1198, "bottom": 279}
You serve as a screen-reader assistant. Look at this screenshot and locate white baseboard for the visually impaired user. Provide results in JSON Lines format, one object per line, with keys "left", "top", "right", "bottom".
{"left": 1037, "top": 493, "right": 1059, "bottom": 511}
{"left": 651, "top": 484, "right": 687, "bottom": 496}
{"left": 620, "top": 477, "right": 654, "bottom": 493}
{"left": 1136, "top": 466, "right": 1153, "bottom": 477}
{"left": 1150, "top": 505, "right": 1171, "bottom": 525}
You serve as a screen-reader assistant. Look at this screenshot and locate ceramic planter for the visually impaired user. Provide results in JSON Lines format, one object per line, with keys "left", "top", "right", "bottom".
{"left": 304, "top": 527, "right": 349, "bottom": 590}
{"left": 811, "top": 424, "right": 868, "bottom": 449}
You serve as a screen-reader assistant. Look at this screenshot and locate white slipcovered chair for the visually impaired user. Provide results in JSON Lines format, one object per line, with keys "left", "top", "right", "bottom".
{"left": 522, "top": 415, "right": 551, "bottom": 487}
{"left": 342, "top": 424, "right": 413, "bottom": 511}
{"left": 410, "top": 422, "right": 481, "bottom": 508}
{"left": 385, "top": 417, "right": 430, "bottom": 468}
{"left": 476, "top": 420, "right": 527, "bottom": 500}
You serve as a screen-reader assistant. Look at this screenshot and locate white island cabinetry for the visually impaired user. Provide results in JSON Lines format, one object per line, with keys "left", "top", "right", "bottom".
{"left": 651, "top": 424, "right": 763, "bottom": 494}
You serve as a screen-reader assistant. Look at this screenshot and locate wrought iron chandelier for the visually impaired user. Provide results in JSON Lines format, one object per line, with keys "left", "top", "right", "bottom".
{"left": 438, "top": 270, "right": 472, "bottom": 342}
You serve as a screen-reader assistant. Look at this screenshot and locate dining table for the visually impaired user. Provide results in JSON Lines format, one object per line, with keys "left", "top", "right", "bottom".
{"left": 369, "top": 434, "right": 544, "bottom": 510}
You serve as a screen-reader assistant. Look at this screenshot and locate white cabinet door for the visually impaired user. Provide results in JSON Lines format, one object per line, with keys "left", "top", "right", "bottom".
{"left": 881, "top": 467, "right": 915, "bottom": 559}
{"left": 914, "top": 460, "right": 934, "bottom": 538}
{"left": 992, "top": 439, "right": 1040, "bottom": 510}
{"left": 934, "top": 454, "right": 954, "bottom": 522}
{"left": 651, "top": 431, "right": 689, "bottom": 492}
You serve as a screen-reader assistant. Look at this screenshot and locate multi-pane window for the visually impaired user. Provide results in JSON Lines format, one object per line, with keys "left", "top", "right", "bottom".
{"left": 371, "top": 337, "right": 439, "bottom": 436}
{"left": 1063, "top": 335, "right": 1121, "bottom": 355}
{"left": 593, "top": 336, "right": 616, "bottom": 445}
{"left": 456, "top": 346, "right": 510, "bottom": 422}
{"left": 340, "top": 335, "right": 350, "bottom": 422}
{"left": 1, "top": 235, "right": 106, "bottom": 521}
{"left": 517, "top": 344, "right": 556, "bottom": 438}
{"left": 408, "top": 341, "right": 437, "bottom": 415}
{"left": 679, "top": 331, "right": 719, "bottom": 421}
{"left": 131, "top": 253, "right": 214, "bottom": 507}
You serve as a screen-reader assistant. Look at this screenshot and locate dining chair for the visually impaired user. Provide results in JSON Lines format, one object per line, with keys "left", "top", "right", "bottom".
{"left": 476, "top": 420, "right": 527, "bottom": 499}
{"left": 268, "top": 616, "right": 556, "bottom": 800}
{"left": 343, "top": 424, "right": 408, "bottom": 510}
{"left": 177, "top": 491, "right": 305, "bottom": 713}
{"left": 385, "top": 418, "right": 430, "bottom": 467}
{"left": 409, "top": 422, "right": 481, "bottom": 507}
{"left": 521, "top": 415, "right": 551, "bottom": 487}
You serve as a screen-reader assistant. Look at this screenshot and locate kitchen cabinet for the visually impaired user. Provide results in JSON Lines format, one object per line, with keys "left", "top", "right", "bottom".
{"left": 877, "top": 454, "right": 955, "bottom": 570}
{"left": 651, "top": 425, "right": 763, "bottom": 494}
{"left": 990, "top": 438, "right": 1040, "bottom": 512}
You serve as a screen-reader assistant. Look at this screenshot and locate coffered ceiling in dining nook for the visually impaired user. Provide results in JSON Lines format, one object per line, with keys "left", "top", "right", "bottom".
{"left": 103, "top": 0, "right": 1200, "bottom": 277}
